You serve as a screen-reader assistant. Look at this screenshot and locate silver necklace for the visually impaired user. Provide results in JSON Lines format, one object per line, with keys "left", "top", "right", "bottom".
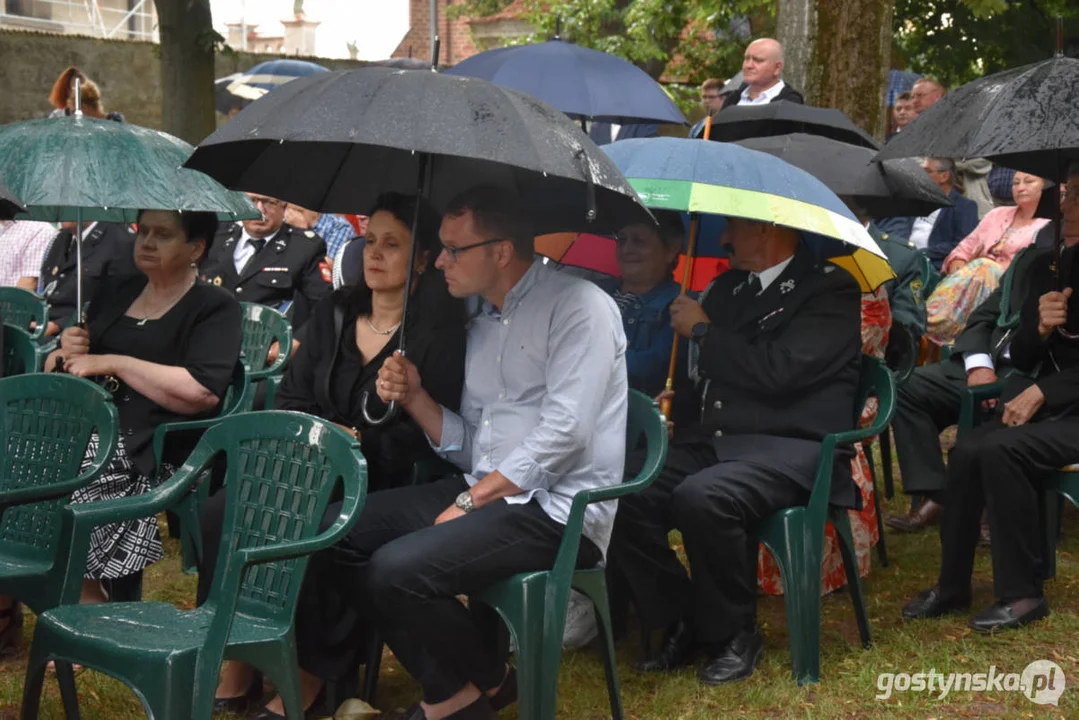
{"left": 136, "top": 277, "right": 196, "bottom": 326}
{"left": 365, "top": 316, "right": 401, "bottom": 335}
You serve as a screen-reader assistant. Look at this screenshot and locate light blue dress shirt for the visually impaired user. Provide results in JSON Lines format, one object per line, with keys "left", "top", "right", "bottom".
{"left": 431, "top": 260, "right": 629, "bottom": 555}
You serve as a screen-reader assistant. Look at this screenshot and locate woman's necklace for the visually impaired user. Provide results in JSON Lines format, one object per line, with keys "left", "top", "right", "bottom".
{"left": 365, "top": 315, "right": 401, "bottom": 335}
{"left": 136, "top": 276, "right": 196, "bottom": 326}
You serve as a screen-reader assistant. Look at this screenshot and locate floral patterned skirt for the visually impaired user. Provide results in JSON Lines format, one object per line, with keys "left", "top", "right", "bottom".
{"left": 925, "top": 258, "right": 1003, "bottom": 346}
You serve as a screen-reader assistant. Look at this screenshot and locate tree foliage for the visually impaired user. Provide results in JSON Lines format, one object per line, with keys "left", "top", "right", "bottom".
{"left": 894, "top": 0, "right": 1079, "bottom": 88}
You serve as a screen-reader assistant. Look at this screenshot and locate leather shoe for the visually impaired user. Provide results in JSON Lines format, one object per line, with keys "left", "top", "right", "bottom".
{"left": 636, "top": 619, "right": 695, "bottom": 672}
{"left": 211, "top": 672, "right": 262, "bottom": 716}
{"left": 397, "top": 696, "right": 494, "bottom": 719}
{"left": 698, "top": 629, "right": 764, "bottom": 685}
{"left": 969, "top": 597, "right": 1049, "bottom": 634}
{"left": 901, "top": 586, "right": 971, "bottom": 621}
{"left": 885, "top": 498, "right": 943, "bottom": 533}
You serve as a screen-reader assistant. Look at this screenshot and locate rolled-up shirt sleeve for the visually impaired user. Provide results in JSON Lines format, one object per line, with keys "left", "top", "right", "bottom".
{"left": 496, "top": 287, "right": 622, "bottom": 492}
{"left": 430, "top": 405, "right": 475, "bottom": 470}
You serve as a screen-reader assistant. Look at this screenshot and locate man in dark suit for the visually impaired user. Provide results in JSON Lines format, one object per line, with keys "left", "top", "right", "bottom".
{"left": 886, "top": 227, "right": 1056, "bottom": 533}
{"left": 875, "top": 158, "right": 979, "bottom": 271}
{"left": 902, "top": 173, "right": 1079, "bottom": 631}
{"left": 605, "top": 217, "right": 862, "bottom": 685}
{"left": 720, "top": 38, "right": 805, "bottom": 110}
{"left": 38, "top": 221, "right": 137, "bottom": 335}
{"left": 587, "top": 120, "right": 659, "bottom": 147}
{"left": 201, "top": 192, "right": 331, "bottom": 327}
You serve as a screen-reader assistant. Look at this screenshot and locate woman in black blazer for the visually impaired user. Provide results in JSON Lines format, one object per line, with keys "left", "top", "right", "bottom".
{"left": 203, "top": 193, "right": 467, "bottom": 717}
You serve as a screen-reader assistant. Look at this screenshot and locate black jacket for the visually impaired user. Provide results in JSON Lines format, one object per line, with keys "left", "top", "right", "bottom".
{"left": 673, "top": 246, "right": 863, "bottom": 507}
{"left": 39, "top": 222, "right": 137, "bottom": 329}
{"left": 202, "top": 222, "right": 332, "bottom": 327}
{"left": 720, "top": 81, "right": 805, "bottom": 110}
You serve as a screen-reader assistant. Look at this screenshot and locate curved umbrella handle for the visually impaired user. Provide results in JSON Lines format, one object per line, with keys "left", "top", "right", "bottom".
{"left": 360, "top": 391, "right": 399, "bottom": 426}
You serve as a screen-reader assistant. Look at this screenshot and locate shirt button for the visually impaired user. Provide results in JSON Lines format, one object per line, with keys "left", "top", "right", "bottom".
{"left": 482, "top": 455, "right": 489, "bottom": 462}
{"left": 498, "top": 392, "right": 505, "bottom": 399}
{"left": 627, "top": 318, "right": 636, "bottom": 324}
{"left": 236, "top": 287, "right": 243, "bottom": 293}
{"left": 503, "top": 319, "right": 509, "bottom": 326}
{"left": 496, "top": 355, "right": 501, "bottom": 362}
{"left": 713, "top": 400, "right": 722, "bottom": 410}
{"left": 634, "top": 303, "right": 641, "bottom": 309}
{"left": 714, "top": 430, "right": 723, "bottom": 438}
{"left": 483, "top": 420, "right": 489, "bottom": 426}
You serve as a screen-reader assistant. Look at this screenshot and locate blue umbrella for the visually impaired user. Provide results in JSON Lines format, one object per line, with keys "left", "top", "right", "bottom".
{"left": 445, "top": 40, "right": 687, "bottom": 126}
{"left": 217, "top": 59, "right": 329, "bottom": 113}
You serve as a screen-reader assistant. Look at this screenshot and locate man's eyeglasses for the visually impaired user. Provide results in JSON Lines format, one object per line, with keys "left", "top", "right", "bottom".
{"left": 440, "top": 237, "right": 508, "bottom": 262}
{"left": 250, "top": 197, "right": 285, "bottom": 209}
{"left": 702, "top": 93, "right": 721, "bottom": 101}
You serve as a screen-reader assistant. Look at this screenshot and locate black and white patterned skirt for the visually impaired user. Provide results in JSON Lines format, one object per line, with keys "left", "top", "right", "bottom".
{"left": 72, "top": 433, "right": 171, "bottom": 580}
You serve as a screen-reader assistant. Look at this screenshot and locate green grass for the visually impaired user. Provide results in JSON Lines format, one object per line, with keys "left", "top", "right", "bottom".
{"left": 2, "top": 461, "right": 1078, "bottom": 719}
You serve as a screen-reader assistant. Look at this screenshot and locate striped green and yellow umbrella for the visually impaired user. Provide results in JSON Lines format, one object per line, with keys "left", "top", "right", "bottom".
{"left": 602, "top": 137, "right": 895, "bottom": 292}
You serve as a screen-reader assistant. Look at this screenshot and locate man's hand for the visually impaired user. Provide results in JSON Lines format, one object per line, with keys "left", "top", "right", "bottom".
{"left": 267, "top": 341, "right": 280, "bottom": 367}
{"left": 60, "top": 325, "right": 91, "bottom": 358}
{"left": 946, "top": 259, "right": 967, "bottom": 275}
{"left": 284, "top": 205, "right": 320, "bottom": 229}
{"left": 967, "top": 367, "right": 1000, "bottom": 410}
{"left": 377, "top": 351, "right": 424, "bottom": 408}
{"left": 64, "top": 353, "right": 116, "bottom": 378}
{"left": 434, "top": 504, "right": 466, "bottom": 525}
{"left": 670, "top": 295, "right": 709, "bottom": 339}
{"left": 334, "top": 423, "right": 361, "bottom": 441}
{"left": 1038, "top": 288, "right": 1072, "bottom": 339}
{"left": 655, "top": 389, "right": 675, "bottom": 438}
{"left": 1000, "top": 384, "right": 1045, "bottom": 428}
{"left": 45, "top": 321, "right": 61, "bottom": 337}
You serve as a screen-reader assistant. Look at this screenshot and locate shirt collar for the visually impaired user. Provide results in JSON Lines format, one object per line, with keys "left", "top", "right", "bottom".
{"left": 740, "top": 79, "right": 786, "bottom": 104}
{"left": 240, "top": 224, "right": 282, "bottom": 246}
{"left": 482, "top": 258, "right": 544, "bottom": 318}
{"left": 751, "top": 254, "right": 795, "bottom": 292}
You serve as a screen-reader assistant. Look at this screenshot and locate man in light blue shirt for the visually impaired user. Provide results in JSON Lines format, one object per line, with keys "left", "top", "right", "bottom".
{"left": 332, "top": 185, "right": 628, "bottom": 720}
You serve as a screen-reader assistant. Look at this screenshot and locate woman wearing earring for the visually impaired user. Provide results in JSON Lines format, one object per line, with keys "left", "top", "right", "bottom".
{"left": 201, "top": 193, "right": 468, "bottom": 718}
{"left": 0, "top": 211, "right": 240, "bottom": 635}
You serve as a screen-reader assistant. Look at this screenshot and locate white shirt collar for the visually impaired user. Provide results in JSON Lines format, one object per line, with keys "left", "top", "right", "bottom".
{"left": 240, "top": 224, "right": 282, "bottom": 246}
{"left": 751, "top": 254, "right": 795, "bottom": 293}
{"left": 739, "top": 79, "right": 786, "bottom": 106}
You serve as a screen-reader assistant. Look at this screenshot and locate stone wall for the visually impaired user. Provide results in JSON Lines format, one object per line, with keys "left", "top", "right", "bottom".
{"left": 0, "top": 28, "right": 362, "bottom": 131}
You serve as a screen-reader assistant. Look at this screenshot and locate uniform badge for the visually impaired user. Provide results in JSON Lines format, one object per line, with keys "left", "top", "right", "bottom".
{"left": 780, "top": 279, "right": 795, "bottom": 294}
{"left": 911, "top": 279, "right": 923, "bottom": 304}
{"left": 274, "top": 238, "right": 287, "bottom": 251}
{"left": 213, "top": 276, "right": 223, "bottom": 286}
{"left": 52, "top": 266, "right": 59, "bottom": 276}
{"left": 822, "top": 265, "right": 836, "bottom": 274}
{"left": 733, "top": 281, "right": 746, "bottom": 296}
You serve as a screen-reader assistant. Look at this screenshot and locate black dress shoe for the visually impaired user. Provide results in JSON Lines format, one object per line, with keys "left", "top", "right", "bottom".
{"left": 398, "top": 696, "right": 494, "bottom": 719}
{"left": 901, "top": 586, "right": 972, "bottom": 621}
{"left": 698, "top": 629, "right": 763, "bottom": 685}
{"left": 211, "top": 672, "right": 262, "bottom": 716}
{"left": 885, "top": 498, "right": 943, "bottom": 533}
{"left": 636, "top": 620, "right": 695, "bottom": 672}
{"left": 969, "top": 598, "right": 1049, "bottom": 634}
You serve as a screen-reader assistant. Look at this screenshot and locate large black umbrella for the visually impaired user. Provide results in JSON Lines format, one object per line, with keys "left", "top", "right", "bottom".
{"left": 735, "top": 133, "right": 953, "bottom": 217}
{"left": 186, "top": 66, "right": 651, "bottom": 422}
{"left": 0, "top": 181, "right": 25, "bottom": 220}
{"left": 876, "top": 56, "right": 1079, "bottom": 179}
{"left": 708, "top": 101, "right": 880, "bottom": 150}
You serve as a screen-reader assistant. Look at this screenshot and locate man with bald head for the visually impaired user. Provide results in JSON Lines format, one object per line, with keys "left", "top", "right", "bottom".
{"left": 911, "top": 77, "right": 946, "bottom": 115}
{"left": 606, "top": 217, "right": 861, "bottom": 685}
{"left": 721, "top": 38, "right": 805, "bottom": 109}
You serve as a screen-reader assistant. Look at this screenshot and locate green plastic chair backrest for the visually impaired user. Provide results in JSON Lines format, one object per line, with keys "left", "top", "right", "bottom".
{"left": 239, "top": 302, "right": 293, "bottom": 380}
{"left": 0, "top": 375, "right": 118, "bottom": 563}
{"left": 917, "top": 253, "right": 933, "bottom": 301}
{"left": 0, "top": 287, "right": 47, "bottom": 340}
{"left": 2, "top": 324, "right": 38, "bottom": 376}
{"left": 203, "top": 411, "right": 368, "bottom": 627}
{"left": 854, "top": 355, "right": 895, "bottom": 427}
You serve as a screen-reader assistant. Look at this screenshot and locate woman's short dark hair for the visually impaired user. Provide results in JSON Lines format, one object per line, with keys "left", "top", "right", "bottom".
{"left": 136, "top": 209, "right": 220, "bottom": 256}
{"left": 339, "top": 193, "right": 465, "bottom": 330}
{"left": 444, "top": 185, "right": 534, "bottom": 258}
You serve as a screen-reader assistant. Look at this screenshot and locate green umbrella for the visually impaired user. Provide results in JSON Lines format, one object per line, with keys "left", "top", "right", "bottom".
{"left": 0, "top": 100, "right": 258, "bottom": 323}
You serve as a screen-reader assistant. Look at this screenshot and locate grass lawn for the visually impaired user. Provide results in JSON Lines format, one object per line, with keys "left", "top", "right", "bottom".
{"left": 2, "top": 455, "right": 1078, "bottom": 719}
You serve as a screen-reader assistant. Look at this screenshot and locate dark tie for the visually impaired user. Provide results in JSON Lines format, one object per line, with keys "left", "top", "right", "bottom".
{"left": 250, "top": 238, "right": 266, "bottom": 254}
{"left": 745, "top": 273, "right": 762, "bottom": 297}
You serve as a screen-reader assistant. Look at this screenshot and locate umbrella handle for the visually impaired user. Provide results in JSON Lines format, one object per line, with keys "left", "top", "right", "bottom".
{"left": 361, "top": 391, "right": 400, "bottom": 426}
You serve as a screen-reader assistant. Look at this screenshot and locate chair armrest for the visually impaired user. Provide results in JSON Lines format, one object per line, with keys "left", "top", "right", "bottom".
{"left": 958, "top": 381, "right": 1004, "bottom": 434}
{"left": 151, "top": 382, "right": 252, "bottom": 469}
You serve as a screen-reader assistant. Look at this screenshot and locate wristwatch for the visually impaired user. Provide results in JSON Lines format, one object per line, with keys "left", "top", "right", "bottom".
{"left": 691, "top": 322, "right": 711, "bottom": 344}
{"left": 455, "top": 490, "right": 475, "bottom": 513}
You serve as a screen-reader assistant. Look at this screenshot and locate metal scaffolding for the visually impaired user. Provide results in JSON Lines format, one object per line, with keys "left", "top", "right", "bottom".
{"left": 0, "top": 0, "right": 157, "bottom": 42}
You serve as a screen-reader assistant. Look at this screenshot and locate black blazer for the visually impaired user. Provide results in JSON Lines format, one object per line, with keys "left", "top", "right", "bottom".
{"left": 673, "top": 245, "right": 863, "bottom": 507}
{"left": 275, "top": 286, "right": 467, "bottom": 491}
{"left": 720, "top": 81, "right": 805, "bottom": 110}
{"left": 39, "top": 223, "right": 137, "bottom": 329}
{"left": 82, "top": 275, "right": 242, "bottom": 476}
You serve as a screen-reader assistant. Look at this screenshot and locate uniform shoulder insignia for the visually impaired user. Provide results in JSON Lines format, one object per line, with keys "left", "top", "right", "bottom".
{"left": 881, "top": 233, "right": 889, "bottom": 240}
{"left": 304, "top": 230, "right": 316, "bottom": 239}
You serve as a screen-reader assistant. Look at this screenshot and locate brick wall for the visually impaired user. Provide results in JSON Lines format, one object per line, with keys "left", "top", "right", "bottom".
{"left": 392, "top": 0, "right": 478, "bottom": 66}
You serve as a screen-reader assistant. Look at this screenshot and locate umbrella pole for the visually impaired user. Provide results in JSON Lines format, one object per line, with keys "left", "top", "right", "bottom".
{"left": 75, "top": 207, "right": 84, "bottom": 325}
{"left": 659, "top": 115, "right": 712, "bottom": 421}
{"left": 361, "top": 153, "right": 431, "bottom": 426}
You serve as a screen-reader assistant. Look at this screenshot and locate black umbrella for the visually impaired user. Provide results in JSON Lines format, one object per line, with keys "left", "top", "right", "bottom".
{"left": 876, "top": 56, "right": 1079, "bottom": 180}
{"left": 0, "top": 180, "right": 26, "bottom": 220}
{"left": 735, "top": 133, "right": 953, "bottom": 217}
{"left": 707, "top": 101, "right": 880, "bottom": 150}
{"left": 186, "top": 66, "right": 651, "bottom": 422}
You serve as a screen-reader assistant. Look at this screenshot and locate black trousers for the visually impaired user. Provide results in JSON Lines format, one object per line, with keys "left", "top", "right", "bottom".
{"left": 891, "top": 360, "right": 968, "bottom": 496}
{"left": 319, "top": 475, "right": 601, "bottom": 704}
{"left": 607, "top": 441, "right": 807, "bottom": 647}
{"left": 938, "top": 415, "right": 1079, "bottom": 602}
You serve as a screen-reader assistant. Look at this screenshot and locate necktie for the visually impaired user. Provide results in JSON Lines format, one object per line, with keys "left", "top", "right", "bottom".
{"left": 250, "top": 238, "right": 266, "bottom": 254}
{"left": 745, "top": 273, "right": 762, "bottom": 297}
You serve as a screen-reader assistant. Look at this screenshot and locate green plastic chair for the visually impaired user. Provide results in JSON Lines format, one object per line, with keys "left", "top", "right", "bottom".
{"left": 2, "top": 324, "right": 40, "bottom": 376}
{"left": 470, "top": 390, "right": 668, "bottom": 720}
{"left": 21, "top": 411, "right": 369, "bottom": 720}
{"left": 756, "top": 354, "right": 895, "bottom": 685}
{"left": 0, "top": 374, "right": 119, "bottom": 717}
{"left": 239, "top": 302, "right": 293, "bottom": 410}
{"left": 0, "top": 287, "right": 47, "bottom": 341}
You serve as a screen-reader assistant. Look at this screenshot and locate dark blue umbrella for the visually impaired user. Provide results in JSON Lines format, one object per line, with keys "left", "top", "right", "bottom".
{"left": 216, "top": 59, "right": 329, "bottom": 114}
{"left": 445, "top": 40, "right": 687, "bottom": 126}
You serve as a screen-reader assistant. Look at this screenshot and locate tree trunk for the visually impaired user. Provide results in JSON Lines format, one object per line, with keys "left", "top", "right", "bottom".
{"left": 155, "top": 0, "right": 216, "bottom": 144}
{"left": 778, "top": 0, "right": 893, "bottom": 140}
